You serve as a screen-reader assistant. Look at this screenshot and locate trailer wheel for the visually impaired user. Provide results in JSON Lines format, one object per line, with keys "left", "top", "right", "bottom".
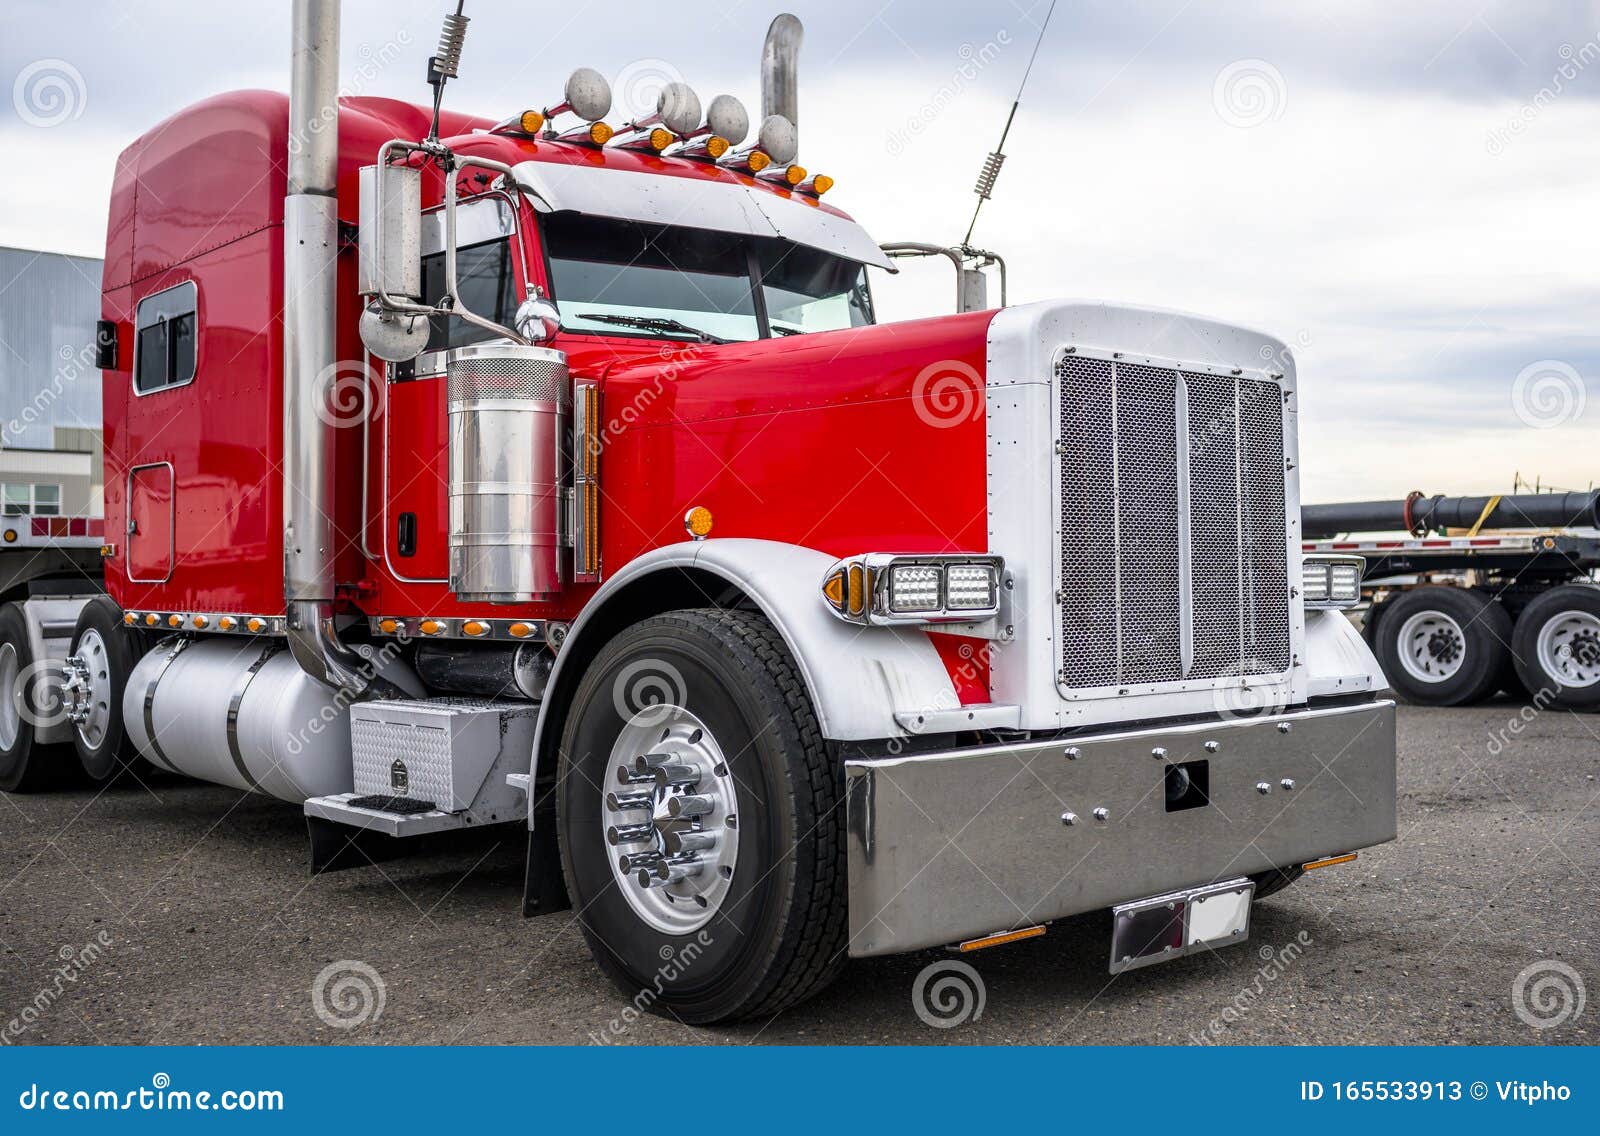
{"left": 1374, "top": 586, "right": 1509, "bottom": 706}
{"left": 1510, "top": 585, "right": 1600, "bottom": 710}
{"left": 67, "top": 597, "right": 145, "bottom": 783}
{"left": 0, "top": 602, "right": 66, "bottom": 792}
{"left": 556, "top": 608, "right": 847, "bottom": 1024}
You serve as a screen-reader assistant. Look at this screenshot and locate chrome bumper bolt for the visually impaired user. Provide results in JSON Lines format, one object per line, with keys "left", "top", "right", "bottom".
{"left": 1256, "top": 781, "right": 1272, "bottom": 795}
{"left": 1277, "top": 722, "right": 1292, "bottom": 734}
{"left": 1064, "top": 746, "right": 1081, "bottom": 761}
{"left": 1204, "top": 740, "right": 1220, "bottom": 753}
{"left": 1092, "top": 807, "right": 1110, "bottom": 823}
{"left": 1281, "top": 778, "right": 1296, "bottom": 791}
{"left": 1060, "top": 811, "right": 1078, "bottom": 827}
{"left": 1151, "top": 746, "right": 1167, "bottom": 761}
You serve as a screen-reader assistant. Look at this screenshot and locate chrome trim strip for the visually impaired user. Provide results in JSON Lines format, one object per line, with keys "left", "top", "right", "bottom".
{"left": 141, "top": 638, "right": 189, "bottom": 772}
{"left": 225, "top": 645, "right": 277, "bottom": 793}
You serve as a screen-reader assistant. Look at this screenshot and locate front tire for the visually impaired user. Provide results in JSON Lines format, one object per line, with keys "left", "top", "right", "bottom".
{"left": 1510, "top": 585, "right": 1600, "bottom": 710}
{"left": 556, "top": 608, "right": 847, "bottom": 1024}
{"left": 1373, "top": 586, "right": 1509, "bottom": 706}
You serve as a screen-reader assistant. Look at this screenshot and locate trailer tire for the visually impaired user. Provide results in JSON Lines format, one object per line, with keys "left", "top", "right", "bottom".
{"left": 1510, "top": 585, "right": 1600, "bottom": 710}
{"left": 556, "top": 608, "right": 847, "bottom": 1023}
{"left": 0, "top": 602, "right": 67, "bottom": 792}
{"left": 68, "top": 597, "right": 145, "bottom": 783}
{"left": 1373, "top": 586, "right": 1509, "bottom": 706}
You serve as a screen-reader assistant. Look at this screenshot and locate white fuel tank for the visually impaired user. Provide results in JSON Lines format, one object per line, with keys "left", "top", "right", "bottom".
{"left": 123, "top": 638, "right": 417, "bottom": 803}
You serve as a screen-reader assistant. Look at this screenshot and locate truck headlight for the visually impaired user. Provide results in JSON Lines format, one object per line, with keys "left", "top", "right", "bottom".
{"left": 1302, "top": 555, "right": 1364, "bottom": 610}
{"left": 822, "top": 554, "right": 1003, "bottom": 625}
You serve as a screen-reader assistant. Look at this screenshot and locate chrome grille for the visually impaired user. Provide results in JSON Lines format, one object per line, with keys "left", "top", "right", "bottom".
{"left": 1057, "top": 353, "right": 1290, "bottom": 690}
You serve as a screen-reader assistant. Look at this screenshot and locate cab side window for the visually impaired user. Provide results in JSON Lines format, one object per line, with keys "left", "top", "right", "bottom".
{"left": 133, "top": 281, "right": 198, "bottom": 394}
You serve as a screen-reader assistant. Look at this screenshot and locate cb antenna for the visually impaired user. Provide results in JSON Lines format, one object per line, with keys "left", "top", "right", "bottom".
{"left": 962, "top": 0, "right": 1057, "bottom": 247}
{"left": 426, "top": 1, "right": 469, "bottom": 143}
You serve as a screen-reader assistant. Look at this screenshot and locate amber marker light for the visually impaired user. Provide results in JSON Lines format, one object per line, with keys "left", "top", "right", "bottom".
{"left": 1303, "top": 853, "right": 1358, "bottom": 871}
{"left": 2, "top": 529, "right": 15, "bottom": 543}
{"left": 218, "top": 617, "right": 236, "bottom": 631}
{"left": 519, "top": 109, "right": 546, "bottom": 134}
{"left": 822, "top": 568, "right": 846, "bottom": 612}
{"left": 168, "top": 615, "right": 183, "bottom": 628}
{"left": 959, "top": 925, "right": 1046, "bottom": 952}
{"left": 421, "top": 619, "right": 444, "bottom": 636}
{"left": 378, "top": 618, "right": 400, "bottom": 634}
{"left": 463, "top": 621, "right": 489, "bottom": 637}
{"left": 246, "top": 618, "right": 266, "bottom": 633}
{"left": 144, "top": 614, "right": 159, "bottom": 626}
{"left": 123, "top": 613, "right": 136, "bottom": 626}
{"left": 746, "top": 150, "right": 771, "bottom": 173}
{"left": 509, "top": 622, "right": 534, "bottom": 639}
{"left": 684, "top": 506, "right": 714, "bottom": 541}
{"left": 192, "top": 615, "right": 209, "bottom": 629}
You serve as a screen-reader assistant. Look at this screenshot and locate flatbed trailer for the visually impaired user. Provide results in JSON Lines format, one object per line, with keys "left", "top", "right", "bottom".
{"left": 1301, "top": 527, "right": 1600, "bottom": 709}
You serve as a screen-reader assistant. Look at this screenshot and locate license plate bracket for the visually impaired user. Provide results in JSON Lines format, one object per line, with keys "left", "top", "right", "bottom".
{"left": 1109, "top": 877, "right": 1253, "bottom": 974}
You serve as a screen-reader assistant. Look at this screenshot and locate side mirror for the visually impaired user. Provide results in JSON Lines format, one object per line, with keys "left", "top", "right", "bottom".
{"left": 514, "top": 293, "right": 561, "bottom": 345}
{"left": 358, "top": 163, "right": 421, "bottom": 302}
{"left": 359, "top": 302, "right": 430, "bottom": 363}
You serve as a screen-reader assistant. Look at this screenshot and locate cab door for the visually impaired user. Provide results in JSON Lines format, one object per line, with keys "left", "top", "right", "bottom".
{"left": 126, "top": 463, "right": 173, "bottom": 582}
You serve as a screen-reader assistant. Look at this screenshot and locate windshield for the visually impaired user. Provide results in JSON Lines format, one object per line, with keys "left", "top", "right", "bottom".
{"left": 541, "top": 213, "right": 873, "bottom": 342}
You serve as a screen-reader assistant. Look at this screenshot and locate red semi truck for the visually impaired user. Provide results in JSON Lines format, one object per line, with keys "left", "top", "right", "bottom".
{"left": 0, "top": 3, "right": 1396, "bottom": 1021}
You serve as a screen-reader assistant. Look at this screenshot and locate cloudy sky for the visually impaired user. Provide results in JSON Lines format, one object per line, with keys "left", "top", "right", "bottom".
{"left": 3, "top": 0, "right": 1598, "bottom": 501}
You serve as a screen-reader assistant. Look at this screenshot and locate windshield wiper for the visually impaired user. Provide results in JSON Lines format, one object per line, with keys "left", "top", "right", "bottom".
{"left": 770, "top": 325, "right": 804, "bottom": 337}
{"left": 575, "top": 313, "right": 728, "bottom": 344}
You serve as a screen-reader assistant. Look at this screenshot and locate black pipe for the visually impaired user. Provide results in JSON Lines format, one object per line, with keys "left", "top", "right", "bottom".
{"left": 1303, "top": 491, "right": 1600, "bottom": 539}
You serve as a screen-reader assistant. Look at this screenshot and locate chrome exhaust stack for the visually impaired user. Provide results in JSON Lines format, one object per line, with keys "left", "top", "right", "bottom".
{"left": 284, "top": 0, "right": 403, "bottom": 697}
{"left": 760, "top": 14, "right": 802, "bottom": 145}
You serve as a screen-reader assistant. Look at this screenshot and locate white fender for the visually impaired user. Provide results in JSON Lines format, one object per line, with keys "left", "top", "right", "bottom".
{"left": 1304, "top": 609, "right": 1386, "bottom": 698}
{"left": 534, "top": 538, "right": 965, "bottom": 759}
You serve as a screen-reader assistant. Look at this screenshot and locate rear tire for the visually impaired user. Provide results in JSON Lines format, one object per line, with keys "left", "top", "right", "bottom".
{"left": 0, "top": 602, "right": 67, "bottom": 792}
{"left": 1373, "top": 586, "right": 1509, "bottom": 706}
{"left": 1510, "top": 585, "right": 1600, "bottom": 711}
{"left": 68, "top": 597, "right": 146, "bottom": 784}
{"left": 1250, "top": 865, "right": 1304, "bottom": 900}
{"left": 556, "top": 608, "right": 847, "bottom": 1024}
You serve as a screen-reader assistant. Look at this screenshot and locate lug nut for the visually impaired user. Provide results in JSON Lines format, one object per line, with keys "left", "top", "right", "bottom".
{"left": 632, "top": 752, "right": 673, "bottom": 773}
{"left": 1093, "top": 807, "right": 1110, "bottom": 823}
{"left": 667, "top": 794, "right": 716, "bottom": 818}
{"left": 607, "top": 823, "right": 656, "bottom": 846}
{"left": 1151, "top": 746, "right": 1167, "bottom": 761}
{"left": 653, "top": 763, "right": 700, "bottom": 790}
{"left": 663, "top": 828, "right": 717, "bottom": 855}
{"left": 618, "top": 851, "right": 663, "bottom": 874}
{"left": 1281, "top": 778, "right": 1296, "bottom": 791}
{"left": 1064, "top": 746, "right": 1081, "bottom": 761}
{"left": 616, "top": 765, "right": 654, "bottom": 786}
{"left": 1277, "top": 722, "right": 1292, "bottom": 734}
{"left": 1060, "top": 811, "right": 1079, "bottom": 827}
{"left": 607, "top": 791, "right": 654, "bottom": 812}
{"left": 1204, "top": 740, "right": 1220, "bottom": 753}
{"left": 1256, "top": 781, "right": 1272, "bottom": 795}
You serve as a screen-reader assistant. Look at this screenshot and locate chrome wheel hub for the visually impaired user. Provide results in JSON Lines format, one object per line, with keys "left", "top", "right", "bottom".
{"left": 604, "top": 706, "right": 739, "bottom": 934}
{"left": 1537, "top": 610, "right": 1600, "bottom": 688}
{"left": 1397, "top": 611, "right": 1467, "bottom": 684}
{"left": 64, "top": 629, "right": 112, "bottom": 749}
{"left": 0, "top": 642, "right": 19, "bottom": 750}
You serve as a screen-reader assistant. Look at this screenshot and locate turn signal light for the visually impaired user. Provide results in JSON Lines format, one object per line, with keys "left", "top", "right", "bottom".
{"left": 822, "top": 554, "right": 1005, "bottom": 626}
{"left": 705, "top": 135, "right": 729, "bottom": 158}
{"left": 746, "top": 150, "right": 771, "bottom": 173}
{"left": 959, "top": 925, "right": 1046, "bottom": 952}
{"left": 1303, "top": 853, "right": 1358, "bottom": 871}
{"left": 782, "top": 164, "right": 805, "bottom": 185}
{"left": 519, "top": 109, "right": 546, "bottom": 134}
{"left": 559, "top": 121, "right": 613, "bottom": 146}
{"left": 684, "top": 506, "right": 714, "bottom": 541}
{"left": 798, "top": 174, "right": 833, "bottom": 196}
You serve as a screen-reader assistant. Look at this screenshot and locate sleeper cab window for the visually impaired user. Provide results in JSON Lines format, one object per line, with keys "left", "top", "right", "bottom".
{"left": 133, "top": 280, "right": 198, "bottom": 394}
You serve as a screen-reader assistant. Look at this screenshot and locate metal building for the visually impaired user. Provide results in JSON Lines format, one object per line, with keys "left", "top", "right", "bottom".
{"left": 0, "top": 246, "right": 104, "bottom": 516}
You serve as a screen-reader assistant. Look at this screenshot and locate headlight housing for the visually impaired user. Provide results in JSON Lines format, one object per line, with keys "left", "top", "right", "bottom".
{"left": 1301, "top": 554, "right": 1364, "bottom": 610}
{"left": 822, "top": 554, "right": 1004, "bottom": 625}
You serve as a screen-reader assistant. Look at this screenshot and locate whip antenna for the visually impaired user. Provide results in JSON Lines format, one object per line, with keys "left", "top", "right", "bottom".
{"left": 426, "top": 1, "right": 469, "bottom": 142}
{"left": 963, "top": 0, "right": 1057, "bottom": 247}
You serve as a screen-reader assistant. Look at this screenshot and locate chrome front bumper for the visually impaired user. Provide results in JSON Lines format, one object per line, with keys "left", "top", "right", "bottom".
{"left": 844, "top": 699, "right": 1396, "bottom": 956}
